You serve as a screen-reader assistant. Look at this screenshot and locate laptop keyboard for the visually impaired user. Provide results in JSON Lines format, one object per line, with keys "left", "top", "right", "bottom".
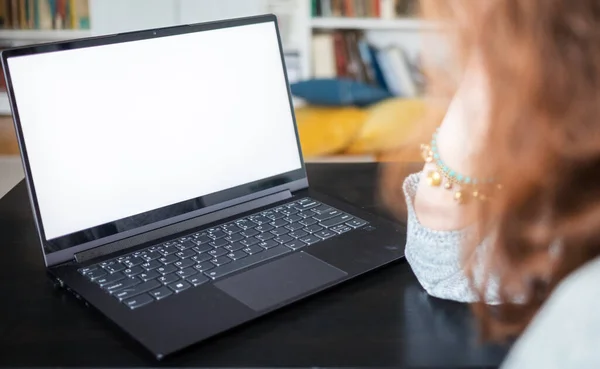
{"left": 78, "top": 198, "right": 368, "bottom": 310}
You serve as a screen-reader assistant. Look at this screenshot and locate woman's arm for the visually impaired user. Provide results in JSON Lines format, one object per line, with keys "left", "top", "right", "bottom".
{"left": 404, "top": 172, "right": 500, "bottom": 304}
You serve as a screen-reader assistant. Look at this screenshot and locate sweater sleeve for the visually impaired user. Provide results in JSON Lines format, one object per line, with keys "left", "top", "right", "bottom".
{"left": 403, "top": 172, "right": 500, "bottom": 304}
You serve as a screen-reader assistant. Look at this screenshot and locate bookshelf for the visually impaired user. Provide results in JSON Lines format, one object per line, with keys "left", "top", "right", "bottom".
{"left": 310, "top": 17, "right": 436, "bottom": 31}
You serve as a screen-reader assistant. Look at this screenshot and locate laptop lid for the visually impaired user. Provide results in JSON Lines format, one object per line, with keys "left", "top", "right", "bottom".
{"left": 1, "top": 15, "right": 307, "bottom": 267}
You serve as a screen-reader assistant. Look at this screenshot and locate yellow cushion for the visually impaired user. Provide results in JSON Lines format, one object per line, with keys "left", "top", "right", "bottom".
{"left": 346, "top": 98, "right": 426, "bottom": 154}
{"left": 295, "top": 106, "right": 367, "bottom": 158}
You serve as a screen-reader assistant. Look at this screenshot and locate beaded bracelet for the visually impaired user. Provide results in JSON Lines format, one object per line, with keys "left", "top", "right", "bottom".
{"left": 420, "top": 129, "right": 501, "bottom": 204}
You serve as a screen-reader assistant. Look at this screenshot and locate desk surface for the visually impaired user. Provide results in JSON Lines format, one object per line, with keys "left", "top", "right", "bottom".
{"left": 0, "top": 163, "right": 509, "bottom": 368}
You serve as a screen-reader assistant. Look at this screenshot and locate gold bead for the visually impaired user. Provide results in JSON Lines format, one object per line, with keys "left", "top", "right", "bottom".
{"left": 472, "top": 190, "right": 479, "bottom": 198}
{"left": 496, "top": 184, "right": 503, "bottom": 190}
{"left": 479, "top": 194, "right": 487, "bottom": 201}
{"left": 425, "top": 153, "right": 433, "bottom": 163}
{"left": 420, "top": 144, "right": 431, "bottom": 161}
{"left": 454, "top": 190, "right": 466, "bottom": 204}
{"left": 444, "top": 182, "right": 453, "bottom": 190}
{"left": 426, "top": 171, "right": 442, "bottom": 187}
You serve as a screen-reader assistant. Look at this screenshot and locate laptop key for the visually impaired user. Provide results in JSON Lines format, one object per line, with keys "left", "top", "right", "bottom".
{"left": 193, "top": 244, "right": 213, "bottom": 254}
{"left": 311, "top": 204, "right": 332, "bottom": 214}
{"left": 149, "top": 286, "right": 173, "bottom": 301}
{"left": 156, "top": 264, "right": 177, "bottom": 276}
{"left": 299, "top": 218, "right": 318, "bottom": 227}
{"left": 177, "top": 240, "right": 196, "bottom": 250}
{"left": 86, "top": 269, "right": 107, "bottom": 281}
{"left": 124, "top": 293, "right": 154, "bottom": 310}
{"left": 294, "top": 200, "right": 319, "bottom": 211}
{"left": 304, "top": 225, "right": 323, "bottom": 234}
{"left": 96, "top": 272, "right": 125, "bottom": 287}
{"left": 123, "top": 266, "right": 144, "bottom": 277}
{"left": 186, "top": 274, "right": 209, "bottom": 287}
{"left": 158, "top": 254, "right": 178, "bottom": 265}
{"left": 138, "top": 270, "right": 160, "bottom": 282}
{"left": 211, "top": 256, "right": 231, "bottom": 266}
{"left": 114, "top": 280, "right": 161, "bottom": 302}
{"left": 168, "top": 280, "right": 191, "bottom": 294}
{"left": 297, "top": 210, "right": 313, "bottom": 218}
{"left": 315, "top": 230, "right": 336, "bottom": 240}
{"left": 256, "top": 232, "right": 275, "bottom": 241}
{"left": 286, "top": 222, "right": 305, "bottom": 231}
{"left": 157, "top": 273, "right": 179, "bottom": 285}
{"left": 207, "top": 229, "right": 227, "bottom": 240}
{"left": 176, "top": 249, "right": 196, "bottom": 259}
{"left": 192, "top": 235, "right": 212, "bottom": 245}
{"left": 241, "top": 228, "right": 259, "bottom": 238}
{"left": 222, "top": 224, "right": 242, "bottom": 235}
{"left": 106, "top": 277, "right": 141, "bottom": 294}
{"left": 313, "top": 209, "right": 342, "bottom": 221}
{"left": 208, "top": 248, "right": 228, "bottom": 258}
{"left": 158, "top": 245, "right": 179, "bottom": 256}
{"left": 258, "top": 239, "right": 279, "bottom": 249}
{"left": 331, "top": 224, "right": 353, "bottom": 234}
{"left": 225, "top": 233, "right": 244, "bottom": 243}
{"left": 320, "top": 214, "right": 353, "bottom": 228}
{"left": 289, "top": 230, "right": 308, "bottom": 239}
{"left": 227, "top": 250, "right": 248, "bottom": 261}
{"left": 192, "top": 253, "right": 213, "bottom": 263}
{"left": 123, "top": 256, "right": 144, "bottom": 268}
{"left": 283, "top": 215, "right": 302, "bottom": 223}
{"left": 205, "top": 245, "right": 291, "bottom": 280}
{"left": 195, "top": 261, "right": 215, "bottom": 272}
{"left": 249, "top": 215, "right": 270, "bottom": 225}
{"left": 176, "top": 267, "right": 197, "bottom": 279}
{"left": 141, "top": 251, "right": 161, "bottom": 261}
{"left": 174, "top": 259, "right": 195, "bottom": 269}
{"left": 243, "top": 245, "right": 264, "bottom": 255}
{"left": 235, "top": 219, "right": 253, "bottom": 229}
{"left": 255, "top": 224, "right": 274, "bottom": 233}
{"left": 264, "top": 211, "right": 285, "bottom": 221}
{"left": 210, "top": 238, "right": 229, "bottom": 248}
{"left": 141, "top": 260, "right": 161, "bottom": 271}
{"left": 241, "top": 237, "right": 260, "bottom": 247}
{"left": 225, "top": 242, "right": 245, "bottom": 252}
{"left": 279, "top": 207, "right": 298, "bottom": 216}
{"left": 346, "top": 218, "right": 368, "bottom": 228}
{"left": 103, "top": 261, "right": 126, "bottom": 274}
{"left": 79, "top": 265, "right": 99, "bottom": 275}
{"left": 274, "top": 234, "right": 294, "bottom": 244}
{"left": 270, "top": 219, "right": 288, "bottom": 227}
{"left": 299, "top": 235, "right": 321, "bottom": 245}
{"left": 271, "top": 227, "right": 290, "bottom": 236}
{"left": 285, "top": 240, "right": 307, "bottom": 251}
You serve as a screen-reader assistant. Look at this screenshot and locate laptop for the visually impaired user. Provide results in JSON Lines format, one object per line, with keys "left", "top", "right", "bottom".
{"left": 1, "top": 14, "right": 406, "bottom": 359}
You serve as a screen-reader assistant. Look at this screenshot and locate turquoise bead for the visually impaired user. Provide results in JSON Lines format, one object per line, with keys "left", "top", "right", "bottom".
{"left": 465, "top": 177, "right": 471, "bottom": 184}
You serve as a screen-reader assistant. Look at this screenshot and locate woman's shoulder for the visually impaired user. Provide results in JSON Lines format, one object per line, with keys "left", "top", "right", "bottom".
{"left": 502, "top": 256, "right": 600, "bottom": 368}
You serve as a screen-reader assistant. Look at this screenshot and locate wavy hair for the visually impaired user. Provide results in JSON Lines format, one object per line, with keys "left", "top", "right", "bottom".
{"left": 382, "top": 0, "right": 600, "bottom": 340}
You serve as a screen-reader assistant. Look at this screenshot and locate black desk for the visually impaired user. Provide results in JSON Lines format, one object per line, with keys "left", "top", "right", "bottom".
{"left": 0, "top": 163, "right": 509, "bottom": 368}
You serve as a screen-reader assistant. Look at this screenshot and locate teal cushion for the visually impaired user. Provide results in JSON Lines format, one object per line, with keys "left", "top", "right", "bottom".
{"left": 290, "top": 78, "right": 392, "bottom": 107}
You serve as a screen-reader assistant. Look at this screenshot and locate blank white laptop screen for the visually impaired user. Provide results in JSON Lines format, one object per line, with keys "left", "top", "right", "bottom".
{"left": 7, "top": 21, "right": 302, "bottom": 241}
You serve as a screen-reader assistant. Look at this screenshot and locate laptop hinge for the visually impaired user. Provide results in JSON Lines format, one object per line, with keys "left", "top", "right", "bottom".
{"left": 74, "top": 189, "right": 293, "bottom": 263}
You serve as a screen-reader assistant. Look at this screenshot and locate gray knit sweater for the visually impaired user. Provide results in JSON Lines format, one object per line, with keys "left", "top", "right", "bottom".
{"left": 404, "top": 172, "right": 600, "bottom": 368}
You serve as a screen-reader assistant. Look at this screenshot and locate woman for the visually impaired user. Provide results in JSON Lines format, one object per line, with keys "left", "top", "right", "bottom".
{"left": 383, "top": 0, "right": 600, "bottom": 367}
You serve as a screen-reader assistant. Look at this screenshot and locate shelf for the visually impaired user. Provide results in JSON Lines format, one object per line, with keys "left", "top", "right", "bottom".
{"left": 0, "top": 29, "right": 91, "bottom": 42}
{"left": 310, "top": 17, "right": 437, "bottom": 31}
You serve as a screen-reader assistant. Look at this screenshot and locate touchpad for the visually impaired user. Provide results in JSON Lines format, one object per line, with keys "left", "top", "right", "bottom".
{"left": 214, "top": 252, "right": 347, "bottom": 312}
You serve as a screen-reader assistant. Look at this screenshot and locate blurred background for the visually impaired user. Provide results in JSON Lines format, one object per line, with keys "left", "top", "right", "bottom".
{"left": 0, "top": 0, "right": 436, "bottom": 197}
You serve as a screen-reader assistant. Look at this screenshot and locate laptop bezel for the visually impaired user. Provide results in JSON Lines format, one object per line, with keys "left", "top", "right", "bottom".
{"left": 1, "top": 14, "right": 309, "bottom": 267}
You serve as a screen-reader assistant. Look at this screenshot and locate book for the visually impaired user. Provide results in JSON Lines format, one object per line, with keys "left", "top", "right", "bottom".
{"left": 0, "top": 0, "right": 89, "bottom": 30}
{"left": 312, "top": 33, "right": 337, "bottom": 78}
